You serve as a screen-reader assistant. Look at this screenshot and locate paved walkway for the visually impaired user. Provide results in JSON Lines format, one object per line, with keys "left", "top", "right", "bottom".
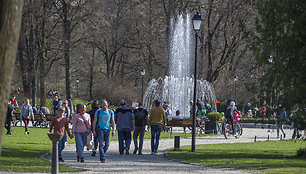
{"left": 1, "top": 128, "right": 293, "bottom": 174}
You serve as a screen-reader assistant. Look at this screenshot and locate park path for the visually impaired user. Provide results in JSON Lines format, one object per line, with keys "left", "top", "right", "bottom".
{"left": 1, "top": 128, "right": 293, "bottom": 174}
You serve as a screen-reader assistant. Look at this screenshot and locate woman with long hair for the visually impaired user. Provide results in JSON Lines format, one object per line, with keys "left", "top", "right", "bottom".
{"left": 20, "top": 99, "right": 34, "bottom": 135}
{"left": 71, "top": 104, "right": 91, "bottom": 162}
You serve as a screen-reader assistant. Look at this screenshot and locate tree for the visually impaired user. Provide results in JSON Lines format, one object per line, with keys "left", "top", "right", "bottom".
{"left": 0, "top": 0, "right": 24, "bottom": 155}
{"left": 252, "top": 0, "right": 306, "bottom": 129}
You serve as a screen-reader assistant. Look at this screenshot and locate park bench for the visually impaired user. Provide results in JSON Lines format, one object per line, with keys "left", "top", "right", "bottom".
{"left": 167, "top": 118, "right": 205, "bottom": 137}
{"left": 12, "top": 112, "right": 56, "bottom": 128}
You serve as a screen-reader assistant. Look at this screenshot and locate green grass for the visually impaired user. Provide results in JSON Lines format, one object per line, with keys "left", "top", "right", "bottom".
{"left": 0, "top": 127, "right": 82, "bottom": 173}
{"left": 167, "top": 140, "right": 306, "bottom": 174}
{"left": 1, "top": 126, "right": 212, "bottom": 172}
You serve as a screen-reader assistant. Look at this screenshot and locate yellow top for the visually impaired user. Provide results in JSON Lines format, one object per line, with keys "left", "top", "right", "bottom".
{"left": 149, "top": 107, "right": 166, "bottom": 126}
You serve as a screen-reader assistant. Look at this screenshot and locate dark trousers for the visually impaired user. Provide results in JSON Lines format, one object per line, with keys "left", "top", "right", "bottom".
{"left": 118, "top": 130, "right": 131, "bottom": 154}
{"left": 5, "top": 117, "right": 11, "bottom": 133}
{"left": 133, "top": 126, "right": 145, "bottom": 152}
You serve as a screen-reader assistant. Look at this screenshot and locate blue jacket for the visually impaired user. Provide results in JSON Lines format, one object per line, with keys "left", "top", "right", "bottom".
{"left": 115, "top": 106, "right": 134, "bottom": 131}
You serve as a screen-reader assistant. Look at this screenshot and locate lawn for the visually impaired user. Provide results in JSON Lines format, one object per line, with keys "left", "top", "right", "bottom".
{"left": 167, "top": 140, "right": 306, "bottom": 174}
{"left": 0, "top": 127, "right": 82, "bottom": 173}
{"left": 1, "top": 126, "right": 213, "bottom": 172}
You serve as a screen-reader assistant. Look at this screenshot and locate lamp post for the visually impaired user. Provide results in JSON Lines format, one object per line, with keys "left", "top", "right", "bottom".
{"left": 191, "top": 12, "right": 202, "bottom": 152}
{"left": 76, "top": 78, "right": 79, "bottom": 98}
{"left": 141, "top": 69, "right": 145, "bottom": 103}
{"left": 234, "top": 76, "right": 238, "bottom": 102}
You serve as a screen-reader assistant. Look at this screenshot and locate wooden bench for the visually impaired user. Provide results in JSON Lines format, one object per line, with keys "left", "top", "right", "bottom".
{"left": 167, "top": 118, "right": 204, "bottom": 137}
{"left": 12, "top": 112, "right": 56, "bottom": 128}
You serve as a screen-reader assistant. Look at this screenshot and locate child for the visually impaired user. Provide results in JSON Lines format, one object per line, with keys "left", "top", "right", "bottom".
{"left": 49, "top": 106, "right": 73, "bottom": 162}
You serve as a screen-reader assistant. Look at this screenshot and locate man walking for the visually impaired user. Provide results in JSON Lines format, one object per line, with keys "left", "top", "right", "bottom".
{"left": 92, "top": 100, "right": 115, "bottom": 163}
{"left": 88, "top": 100, "right": 100, "bottom": 157}
{"left": 115, "top": 100, "right": 135, "bottom": 155}
{"left": 133, "top": 102, "right": 149, "bottom": 155}
{"left": 149, "top": 100, "right": 166, "bottom": 155}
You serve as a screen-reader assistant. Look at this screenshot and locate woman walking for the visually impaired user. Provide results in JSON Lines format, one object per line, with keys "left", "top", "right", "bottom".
{"left": 20, "top": 99, "right": 34, "bottom": 135}
{"left": 72, "top": 104, "right": 91, "bottom": 162}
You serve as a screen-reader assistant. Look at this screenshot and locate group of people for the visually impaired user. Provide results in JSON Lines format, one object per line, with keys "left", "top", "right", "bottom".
{"left": 5, "top": 96, "right": 51, "bottom": 135}
{"left": 49, "top": 99, "right": 166, "bottom": 163}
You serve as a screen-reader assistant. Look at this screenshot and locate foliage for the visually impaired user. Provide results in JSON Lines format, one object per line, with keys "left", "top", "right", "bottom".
{"left": 168, "top": 140, "right": 306, "bottom": 174}
{"left": 251, "top": 0, "right": 306, "bottom": 130}
{"left": 206, "top": 112, "right": 222, "bottom": 122}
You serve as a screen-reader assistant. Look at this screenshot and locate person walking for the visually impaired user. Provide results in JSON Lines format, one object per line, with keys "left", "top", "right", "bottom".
{"left": 87, "top": 100, "right": 100, "bottom": 157}
{"left": 63, "top": 100, "right": 71, "bottom": 118}
{"left": 53, "top": 96, "right": 59, "bottom": 114}
{"left": 5, "top": 103, "right": 15, "bottom": 135}
{"left": 276, "top": 106, "right": 286, "bottom": 138}
{"left": 20, "top": 99, "right": 34, "bottom": 135}
{"left": 72, "top": 104, "right": 91, "bottom": 162}
{"left": 115, "top": 100, "right": 135, "bottom": 155}
{"left": 149, "top": 100, "right": 166, "bottom": 155}
{"left": 92, "top": 100, "right": 115, "bottom": 163}
{"left": 133, "top": 102, "right": 149, "bottom": 155}
{"left": 49, "top": 106, "right": 73, "bottom": 162}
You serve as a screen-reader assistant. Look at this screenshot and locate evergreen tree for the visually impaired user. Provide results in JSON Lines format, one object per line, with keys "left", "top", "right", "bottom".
{"left": 252, "top": 0, "right": 306, "bottom": 129}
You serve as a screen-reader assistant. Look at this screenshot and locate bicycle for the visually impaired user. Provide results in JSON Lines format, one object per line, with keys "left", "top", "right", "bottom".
{"left": 223, "top": 120, "right": 241, "bottom": 139}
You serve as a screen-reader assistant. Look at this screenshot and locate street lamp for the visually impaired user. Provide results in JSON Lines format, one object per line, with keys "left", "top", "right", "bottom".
{"left": 141, "top": 69, "right": 145, "bottom": 103}
{"left": 191, "top": 12, "right": 202, "bottom": 152}
{"left": 76, "top": 78, "right": 79, "bottom": 98}
{"left": 234, "top": 76, "right": 238, "bottom": 102}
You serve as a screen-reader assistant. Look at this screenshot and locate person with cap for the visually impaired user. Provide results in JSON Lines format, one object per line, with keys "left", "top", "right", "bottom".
{"left": 114, "top": 100, "right": 135, "bottom": 155}
{"left": 133, "top": 102, "right": 149, "bottom": 155}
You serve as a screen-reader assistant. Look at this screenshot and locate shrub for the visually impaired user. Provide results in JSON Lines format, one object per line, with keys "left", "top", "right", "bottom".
{"left": 206, "top": 112, "right": 222, "bottom": 122}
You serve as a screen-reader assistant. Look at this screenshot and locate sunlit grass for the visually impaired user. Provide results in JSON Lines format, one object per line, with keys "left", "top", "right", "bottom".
{"left": 168, "top": 140, "right": 306, "bottom": 174}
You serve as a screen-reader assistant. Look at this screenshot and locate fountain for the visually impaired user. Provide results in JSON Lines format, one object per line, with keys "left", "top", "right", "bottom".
{"left": 143, "top": 13, "right": 217, "bottom": 117}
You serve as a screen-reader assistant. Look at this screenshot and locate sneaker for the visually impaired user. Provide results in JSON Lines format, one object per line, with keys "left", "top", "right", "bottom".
{"left": 125, "top": 149, "right": 129, "bottom": 155}
{"left": 80, "top": 157, "right": 84, "bottom": 162}
{"left": 138, "top": 152, "right": 143, "bottom": 155}
{"left": 133, "top": 148, "right": 138, "bottom": 155}
{"left": 24, "top": 132, "right": 27, "bottom": 135}
{"left": 27, "top": 131, "right": 29, "bottom": 135}
{"left": 100, "top": 158, "right": 105, "bottom": 163}
{"left": 59, "top": 157, "right": 64, "bottom": 162}
{"left": 6, "top": 132, "right": 11, "bottom": 135}
{"left": 91, "top": 151, "right": 96, "bottom": 157}
{"left": 77, "top": 156, "right": 80, "bottom": 162}
{"left": 151, "top": 152, "right": 155, "bottom": 155}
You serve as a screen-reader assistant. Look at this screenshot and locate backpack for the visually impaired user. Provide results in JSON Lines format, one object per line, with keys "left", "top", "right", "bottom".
{"left": 134, "top": 108, "right": 147, "bottom": 126}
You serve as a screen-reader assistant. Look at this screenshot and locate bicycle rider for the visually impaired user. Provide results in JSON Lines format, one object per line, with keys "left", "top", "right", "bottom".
{"left": 225, "top": 101, "right": 237, "bottom": 136}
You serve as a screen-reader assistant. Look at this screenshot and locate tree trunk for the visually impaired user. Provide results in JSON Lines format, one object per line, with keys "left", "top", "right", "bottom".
{"left": 0, "top": 0, "right": 24, "bottom": 155}
{"left": 63, "top": 1, "right": 71, "bottom": 99}
{"left": 39, "top": 1, "right": 46, "bottom": 107}
{"left": 89, "top": 44, "right": 95, "bottom": 100}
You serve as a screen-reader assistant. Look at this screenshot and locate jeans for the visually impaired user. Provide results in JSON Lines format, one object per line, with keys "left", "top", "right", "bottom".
{"left": 97, "top": 128, "right": 110, "bottom": 159}
{"left": 118, "top": 130, "right": 132, "bottom": 154}
{"left": 22, "top": 118, "right": 29, "bottom": 132}
{"left": 93, "top": 136, "right": 98, "bottom": 152}
{"left": 75, "top": 132, "right": 87, "bottom": 158}
{"left": 58, "top": 135, "right": 66, "bottom": 157}
{"left": 133, "top": 126, "right": 145, "bottom": 152}
{"left": 151, "top": 125, "right": 162, "bottom": 153}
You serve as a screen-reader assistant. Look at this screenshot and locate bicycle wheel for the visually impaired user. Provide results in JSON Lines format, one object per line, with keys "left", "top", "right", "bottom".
{"left": 223, "top": 122, "right": 231, "bottom": 139}
{"left": 234, "top": 122, "right": 241, "bottom": 138}
{"left": 238, "top": 122, "right": 243, "bottom": 136}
